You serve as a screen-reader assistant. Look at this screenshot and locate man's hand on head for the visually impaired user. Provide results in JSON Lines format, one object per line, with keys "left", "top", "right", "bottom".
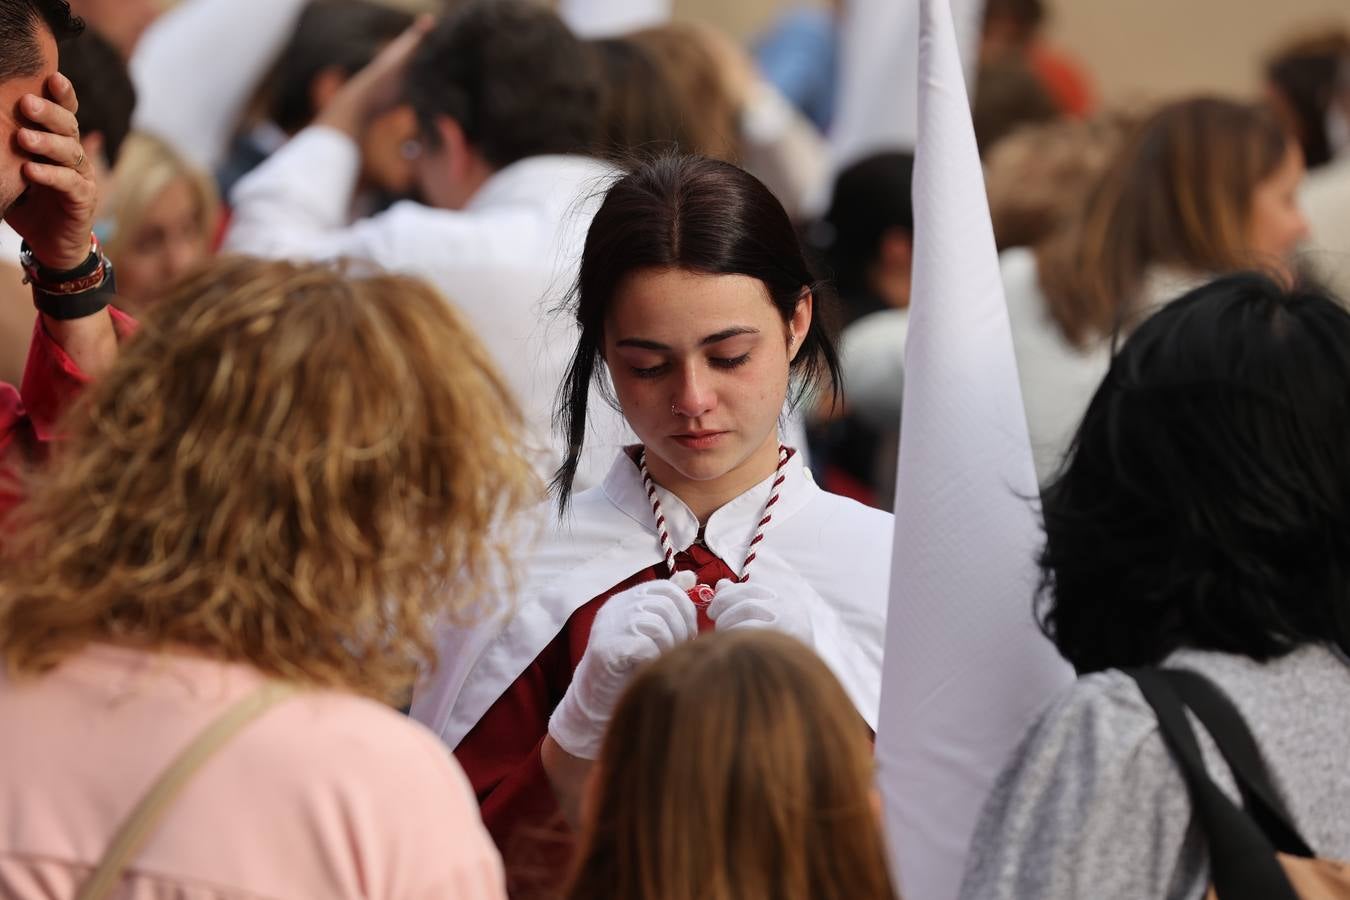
{"left": 316, "top": 15, "right": 434, "bottom": 141}
{"left": 4, "top": 73, "right": 97, "bottom": 271}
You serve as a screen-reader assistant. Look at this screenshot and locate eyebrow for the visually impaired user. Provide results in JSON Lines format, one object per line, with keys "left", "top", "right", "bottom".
{"left": 615, "top": 327, "right": 760, "bottom": 351}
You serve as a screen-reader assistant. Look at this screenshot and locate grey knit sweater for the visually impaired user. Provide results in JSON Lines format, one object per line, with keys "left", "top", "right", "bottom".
{"left": 958, "top": 645, "right": 1350, "bottom": 899}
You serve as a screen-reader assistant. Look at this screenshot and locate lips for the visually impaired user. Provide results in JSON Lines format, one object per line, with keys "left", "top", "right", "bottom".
{"left": 671, "top": 430, "right": 728, "bottom": 450}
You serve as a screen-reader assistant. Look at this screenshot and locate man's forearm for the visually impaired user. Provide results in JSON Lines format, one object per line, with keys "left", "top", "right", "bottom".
{"left": 43, "top": 311, "right": 116, "bottom": 381}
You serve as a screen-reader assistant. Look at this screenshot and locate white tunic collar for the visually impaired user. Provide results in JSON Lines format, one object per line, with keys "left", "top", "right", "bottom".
{"left": 411, "top": 445, "right": 890, "bottom": 746}
{"left": 598, "top": 446, "right": 818, "bottom": 575}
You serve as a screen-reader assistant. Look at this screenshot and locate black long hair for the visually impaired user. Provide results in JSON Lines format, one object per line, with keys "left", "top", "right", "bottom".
{"left": 551, "top": 155, "right": 843, "bottom": 508}
{"left": 1038, "top": 272, "right": 1350, "bottom": 673}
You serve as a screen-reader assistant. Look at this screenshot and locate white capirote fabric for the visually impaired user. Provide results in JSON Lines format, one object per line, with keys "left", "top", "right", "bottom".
{"left": 131, "top": 0, "right": 309, "bottom": 172}
{"left": 225, "top": 127, "right": 631, "bottom": 489}
{"left": 410, "top": 449, "right": 892, "bottom": 749}
{"left": 878, "top": 1, "right": 1073, "bottom": 899}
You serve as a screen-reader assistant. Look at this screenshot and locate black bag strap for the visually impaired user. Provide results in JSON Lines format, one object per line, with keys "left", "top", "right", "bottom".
{"left": 1127, "top": 668, "right": 1300, "bottom": 900}
{"left": 1161, "top": 668, "right": 1314, "bottom": 858}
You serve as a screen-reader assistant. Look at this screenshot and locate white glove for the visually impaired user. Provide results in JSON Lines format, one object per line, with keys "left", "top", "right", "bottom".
{"left": 548, "top": 571, "right": 698, "bottom": 759}
{"left": 707, "top": 578, "right": 814, "bottom": 646}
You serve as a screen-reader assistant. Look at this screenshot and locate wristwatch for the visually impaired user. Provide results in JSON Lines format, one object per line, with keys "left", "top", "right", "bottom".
{"left": 19, "top": 233, "right": 117, "bottom": 320}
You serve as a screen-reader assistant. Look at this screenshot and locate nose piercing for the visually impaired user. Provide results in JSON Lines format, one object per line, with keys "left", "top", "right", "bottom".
{"left": 671, "top": 402, "right": 680, "bottom": 416}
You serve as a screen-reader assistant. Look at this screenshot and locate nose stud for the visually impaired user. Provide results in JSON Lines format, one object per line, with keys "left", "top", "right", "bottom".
{"left": 671, "top": 402, "right": 681, "bottom": 417}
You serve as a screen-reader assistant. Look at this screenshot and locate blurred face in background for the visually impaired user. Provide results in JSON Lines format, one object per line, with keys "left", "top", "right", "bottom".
{"left": 114, "top": 175, "right": 213, "bottom": 306}
{"left": 360, "top": 104, "right": 421, "bottom": 198}
{"left": 1246, "top": 140, "right": 1310, "bottom": 270}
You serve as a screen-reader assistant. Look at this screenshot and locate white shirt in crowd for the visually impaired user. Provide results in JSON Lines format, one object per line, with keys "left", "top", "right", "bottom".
{"left": 1002, "top": 248, "right": 1203, "bottom": 484}
{"left": 999, "top": 247, "right": 1112, "bottom": 484}
{"left": 224, "top": 126, "right": 631, "bottom": 490}
{"left": 838, "top": 248, "right": 1210, "bottom": 486}
{"left": 1301, "top": 153, "right": 1350, "bottom": 304}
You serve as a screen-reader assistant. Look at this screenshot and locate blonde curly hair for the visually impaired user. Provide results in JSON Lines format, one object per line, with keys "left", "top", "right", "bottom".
{"left": 0, "top": 257, "right": 538, "bottom": 704}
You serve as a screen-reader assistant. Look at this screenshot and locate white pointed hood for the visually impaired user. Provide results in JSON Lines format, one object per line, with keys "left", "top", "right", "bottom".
{"left": 876, "top": 0, "right": 1075, "bottom": 898}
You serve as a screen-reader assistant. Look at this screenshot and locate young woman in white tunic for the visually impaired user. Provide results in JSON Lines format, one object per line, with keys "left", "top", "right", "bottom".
{"left": 411, "top": 155, "right": 891, "bottom": 883}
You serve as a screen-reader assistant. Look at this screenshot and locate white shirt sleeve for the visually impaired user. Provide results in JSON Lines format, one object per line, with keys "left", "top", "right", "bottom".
{"left": 224, "top": 125, "right": 494, "bottom": 278}
{"left": 130, "top": 0, "right": 310, "bottom": 172}
{"left": 223, "top": 126, "right": 369, "bottom": 261}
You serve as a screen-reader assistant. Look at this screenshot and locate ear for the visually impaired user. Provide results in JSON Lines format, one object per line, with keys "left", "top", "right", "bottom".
{"left": 432, "top": 115, "right": 471, "bottom": 180}
{"left": 309, "top": 66, "right": 349, "bottom": 121}
{"left": 788, "top": 289, "right": 814, "bottom": 362}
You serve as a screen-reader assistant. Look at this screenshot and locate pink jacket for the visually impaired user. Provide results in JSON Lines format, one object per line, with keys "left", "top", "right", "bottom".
{"left": 0, "top": 644, "right": 507, "bottom": 899}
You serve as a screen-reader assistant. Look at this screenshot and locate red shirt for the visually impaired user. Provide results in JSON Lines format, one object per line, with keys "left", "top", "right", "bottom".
{"left": 0, "top": 309, "right": 135, "bottom": 521}
{"left": 454, "top": 542, "right": 734, "bottom": 894}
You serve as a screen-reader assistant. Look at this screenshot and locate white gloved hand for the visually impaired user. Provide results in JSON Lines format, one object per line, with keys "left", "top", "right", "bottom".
{"left": 548, "top": 571, "right": 698, "bottom": 759}
{"left": 707, "top": 578, "right": 814, "bottom": 646}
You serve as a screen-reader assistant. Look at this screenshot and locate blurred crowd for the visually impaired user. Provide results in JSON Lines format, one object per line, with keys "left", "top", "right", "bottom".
{"left": 1, "top": 0, "right": 1349, "bottom": 898}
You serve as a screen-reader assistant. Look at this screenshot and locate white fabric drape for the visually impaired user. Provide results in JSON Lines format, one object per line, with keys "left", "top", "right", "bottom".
{"left": 876, "top": 1, "right": 1073, "bottom": 899}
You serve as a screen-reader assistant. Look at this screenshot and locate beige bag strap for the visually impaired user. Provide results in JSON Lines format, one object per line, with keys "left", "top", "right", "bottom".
{"left": 76, "top": 681, "right": 300, "bottom": 900}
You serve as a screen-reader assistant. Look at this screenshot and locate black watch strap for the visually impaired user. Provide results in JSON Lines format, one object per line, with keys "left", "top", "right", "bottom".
{"left": 32, "top": 258, "right": 117, "bottom": 321}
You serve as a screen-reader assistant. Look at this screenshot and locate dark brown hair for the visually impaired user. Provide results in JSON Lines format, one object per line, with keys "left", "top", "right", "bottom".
{"left": 0, "top": 0, "right": 81, "bottom": 80}
{"left": 405, "top": 0, "right": 601, "bottom": 168}
{"left": 1264, "top": 28, "right": 1350, "bottom": 170}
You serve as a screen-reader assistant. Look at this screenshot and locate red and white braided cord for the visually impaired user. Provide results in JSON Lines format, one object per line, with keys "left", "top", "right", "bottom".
{"left": 638, "top": 444, "right": 790, "bottom": 583}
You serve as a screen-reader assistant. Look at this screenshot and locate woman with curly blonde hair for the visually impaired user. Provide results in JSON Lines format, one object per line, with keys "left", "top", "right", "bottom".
{"left": 0, "top": 257, "right": 536, "bottom": 899}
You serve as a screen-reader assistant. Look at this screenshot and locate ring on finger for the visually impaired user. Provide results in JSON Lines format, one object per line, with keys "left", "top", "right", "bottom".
{"left": 74, "top": 150, "right": 85, "bottom": 169}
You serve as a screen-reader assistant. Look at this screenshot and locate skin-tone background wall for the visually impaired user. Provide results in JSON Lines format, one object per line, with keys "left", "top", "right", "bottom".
{"left": 675, "top": 0, "right": 1350, "bottom": 105}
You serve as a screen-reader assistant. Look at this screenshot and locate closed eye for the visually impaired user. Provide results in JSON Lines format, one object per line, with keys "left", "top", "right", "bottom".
{"left": 710, "top": 354, "right": 750, "bottom": 370}
{"left": 631, "top": 363, "right": 669, "bottom": 379}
